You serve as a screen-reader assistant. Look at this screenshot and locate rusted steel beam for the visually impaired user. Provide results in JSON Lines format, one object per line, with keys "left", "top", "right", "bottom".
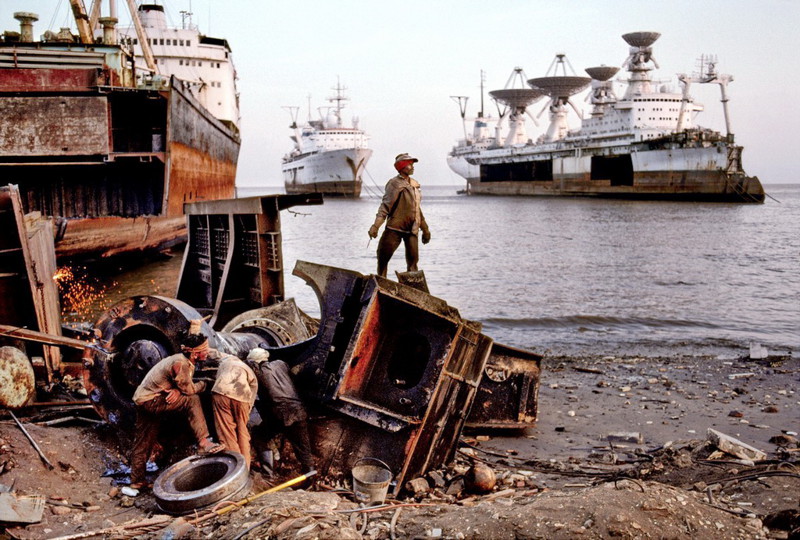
{"left": 0, "top": 325, "right": 89, "bottom": 351}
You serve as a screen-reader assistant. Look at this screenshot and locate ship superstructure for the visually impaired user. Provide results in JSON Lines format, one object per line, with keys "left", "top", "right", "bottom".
{"left": 447, "top": 32, "right": 764, "bottom": 202}
{"left": 0, "top": 2, "right": 241, "bottom": 260}
{"left": 282, "top": 81, "right": 372, "bottom": 198}
{"left": 114, "top": 4, "right": 239, "bottom": 133}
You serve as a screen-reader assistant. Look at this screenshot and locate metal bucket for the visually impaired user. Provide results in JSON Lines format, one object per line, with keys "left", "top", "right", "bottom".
{"left": 351, "top": 457, "right": 392, "bottom": 506}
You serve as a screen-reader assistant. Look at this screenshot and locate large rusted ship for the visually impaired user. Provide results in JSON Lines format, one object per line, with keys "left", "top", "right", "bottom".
{"left": 0, "top": 3, "right": 241, "bottom": 260}
{"left": 448, "top": 32, "right": 764, "bottom": 202}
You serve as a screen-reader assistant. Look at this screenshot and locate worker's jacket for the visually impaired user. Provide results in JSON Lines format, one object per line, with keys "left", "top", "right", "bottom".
{"left": 132, "top": 353, "right": 206, "bottom": 405}
{"left": 212, "top": 355, "right": 258, "bottom": 407}
{"left": 373, "top": 175, "right": 429, "bottom": 235}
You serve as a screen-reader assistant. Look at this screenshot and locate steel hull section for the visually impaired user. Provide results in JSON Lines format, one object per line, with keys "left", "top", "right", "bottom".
{"left": 455, "top": 146, "right": 764, "bottom": 203}
{"left": 283, "top": 148, "right": 372, "bottom": 198}
{"left": 164, "top": 78, "right": 239, "bottom": 216}
{"left": 0, "top": 72, "right": 240, "bottom": 259}
{"left": 55, "top": 215, "right": 186, "bottom": 260}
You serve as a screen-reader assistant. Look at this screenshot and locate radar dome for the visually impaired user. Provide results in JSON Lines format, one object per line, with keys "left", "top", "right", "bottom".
{"left": 622, "top": 32, "right": 661, "bottom": 48}
{"left": 528, "top": 76, "right": 591, "bottom": 98}
{"left": 585, "top": 66, "right": 620, "bottom": 81}
{"left": 489, "top": 88, "right": 545, "bottom": 109}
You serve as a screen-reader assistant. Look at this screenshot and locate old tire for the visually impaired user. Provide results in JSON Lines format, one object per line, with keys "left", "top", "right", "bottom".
{"left": 153, "top": 451, "right": 251, "bottom": 515}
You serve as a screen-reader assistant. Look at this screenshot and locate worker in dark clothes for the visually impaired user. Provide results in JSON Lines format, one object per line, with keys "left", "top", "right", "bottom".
{"left": 245, "top": 348, "right": 315, "bottom": 475}
{"left": 368, "top": 153, "right": 431, "bottom": 277}
{"left": 129, "top": 330, "right": 224, "bottom": 490}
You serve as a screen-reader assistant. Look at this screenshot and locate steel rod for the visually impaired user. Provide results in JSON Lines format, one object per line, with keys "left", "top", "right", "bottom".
{"left": 8, "top": 410, "right": 54, "bottom": 470}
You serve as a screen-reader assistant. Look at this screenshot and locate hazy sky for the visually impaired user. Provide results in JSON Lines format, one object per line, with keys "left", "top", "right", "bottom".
{"left": 4, "top": 1, "right": 799, "bottom": 187}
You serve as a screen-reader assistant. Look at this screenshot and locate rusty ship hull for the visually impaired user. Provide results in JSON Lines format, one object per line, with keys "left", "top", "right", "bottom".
{"left": 0, "top": 43, "right": 239, "bottom": 260}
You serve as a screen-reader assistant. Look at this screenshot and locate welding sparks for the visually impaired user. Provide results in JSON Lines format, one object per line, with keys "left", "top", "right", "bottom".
{"left": 54, "top": 266, "right": 116, "bottom": 322}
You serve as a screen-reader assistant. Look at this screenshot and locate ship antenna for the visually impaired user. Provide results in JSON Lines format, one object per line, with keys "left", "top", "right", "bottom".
{"left": 450, "top": 96, "right": 469, "bottom": 142}
{"left": 479, "top": 69, "right": 486, "bottom": 118}
{"left": 326, "top": 77, "right": 349, "bottom": 128}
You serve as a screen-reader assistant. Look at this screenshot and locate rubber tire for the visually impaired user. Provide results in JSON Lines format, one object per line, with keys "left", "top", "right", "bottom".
{"left": 153, "top": 451, "right": 251, "bottom": 515}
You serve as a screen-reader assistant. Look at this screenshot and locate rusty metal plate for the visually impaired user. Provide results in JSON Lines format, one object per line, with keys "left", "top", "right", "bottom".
{"left": 0, "top": 96, "right": 109, "bottom": 156}
{"left": 466, "top": 342, "right": 542, "bottom": 429}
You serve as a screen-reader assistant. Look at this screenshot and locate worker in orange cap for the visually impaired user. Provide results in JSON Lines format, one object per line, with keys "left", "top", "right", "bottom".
{"left": 368, "top": 153, "right": 431, "bottom": 277}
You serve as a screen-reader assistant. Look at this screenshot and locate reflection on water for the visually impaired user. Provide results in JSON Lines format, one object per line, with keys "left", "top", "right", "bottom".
{"left": 66, "top": 250, "right": 182, "bottom": 325}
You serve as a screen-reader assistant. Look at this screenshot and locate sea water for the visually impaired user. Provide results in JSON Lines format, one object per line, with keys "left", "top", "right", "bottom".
{"left": 83, "top": 184, "right": 800, "bottom": 359}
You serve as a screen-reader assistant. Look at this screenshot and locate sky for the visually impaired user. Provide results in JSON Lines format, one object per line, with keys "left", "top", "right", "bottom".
{"left": 3, "top": 1, "right": 799, "bottom": 187}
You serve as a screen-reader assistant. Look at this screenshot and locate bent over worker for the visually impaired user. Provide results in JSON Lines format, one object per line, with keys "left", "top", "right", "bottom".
{"left": 129, "top": 331, "right": 224, "bottom": 490}
{"left": 246, "top": 348, "right": 315, "bottom": 475}
{"left": 211, "top": 352, "right": 258, "bottom": 468}
{"left": 368, "top": 153, "right": 431, "bottom": 278}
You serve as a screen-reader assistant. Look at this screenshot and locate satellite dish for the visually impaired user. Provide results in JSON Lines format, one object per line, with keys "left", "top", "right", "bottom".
{"left": 622, "top": 32, "right": 661, "bottom": 48}
{"left": 528, "top": 76, "right": 591, "bottom": 98}
{"left": 585, "top": 66, "right": 620, "bottom": 81}
{"left": 489, "top": 88, "right": 545, "bottom": 109}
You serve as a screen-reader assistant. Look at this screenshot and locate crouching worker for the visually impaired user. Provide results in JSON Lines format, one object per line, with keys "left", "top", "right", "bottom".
{"left": 246, "top": 348, "right": 316, "bottom": 476}
{"left": 129, "top": 332, "right": 224, "bottom": 490}
{"left": 211, "top": 351, "right": 258, "bottom": 468}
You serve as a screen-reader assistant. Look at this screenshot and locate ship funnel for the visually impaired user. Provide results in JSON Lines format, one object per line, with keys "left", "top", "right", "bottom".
{"left": 13, "top": 12, "right": 38, "bottom": 43}
{"left": 99, "top": 17, "right": 118, "bottom": 45}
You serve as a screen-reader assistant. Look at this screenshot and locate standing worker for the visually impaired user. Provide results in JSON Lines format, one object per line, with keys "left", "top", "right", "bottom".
{"left": 211, "top": 351, "right": 259, "bottom": 468}
{"left": 129, "top": 329, "right": 224, "bottom": 491}
{"left": 368, "top": 153, "right": 431, "bottom": 278}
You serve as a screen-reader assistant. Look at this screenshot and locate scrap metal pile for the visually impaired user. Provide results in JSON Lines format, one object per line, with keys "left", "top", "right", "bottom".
{"left": 3, "top": 191, "right": 541, "bottom": 497}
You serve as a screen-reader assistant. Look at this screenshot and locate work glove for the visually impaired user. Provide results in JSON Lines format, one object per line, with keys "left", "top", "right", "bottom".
{"left": 421, "top": 230, "right": 431, "bottom": 244}
{"left": 368, "top": 225, "right": 379, "bottom": 239}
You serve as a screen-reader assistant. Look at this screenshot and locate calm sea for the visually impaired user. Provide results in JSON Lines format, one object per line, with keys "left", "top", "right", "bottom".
{"left": 79, "top": 184, "right": 799, "bottom": 360}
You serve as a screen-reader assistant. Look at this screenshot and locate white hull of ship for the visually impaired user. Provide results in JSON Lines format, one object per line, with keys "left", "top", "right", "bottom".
{"left": 283, "top": 148, "right": 372, "bottom": 198}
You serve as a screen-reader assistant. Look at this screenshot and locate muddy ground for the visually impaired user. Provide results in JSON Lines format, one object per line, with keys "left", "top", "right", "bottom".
{"left": 0, "top": 353, "right": 797, "bottom": 539}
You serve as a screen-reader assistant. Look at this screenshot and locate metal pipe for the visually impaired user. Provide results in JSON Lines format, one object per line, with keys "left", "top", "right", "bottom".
{"left": 8, "top": 410, "right": 55, "bottom": 470}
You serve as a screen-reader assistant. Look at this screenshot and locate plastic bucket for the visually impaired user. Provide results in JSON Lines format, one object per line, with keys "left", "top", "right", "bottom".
{"left": 351, "top": 457, "right": 392, "bottom": 506}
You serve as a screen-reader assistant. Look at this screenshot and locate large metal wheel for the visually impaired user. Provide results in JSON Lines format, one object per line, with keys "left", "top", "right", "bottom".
{"left": 153, "top": 451, "right": 251, "bottom": 515}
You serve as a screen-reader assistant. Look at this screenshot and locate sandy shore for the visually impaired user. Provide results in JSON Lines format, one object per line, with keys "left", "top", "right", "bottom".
{"left": 0, "top": 352, "right": 797, "bottom": 539}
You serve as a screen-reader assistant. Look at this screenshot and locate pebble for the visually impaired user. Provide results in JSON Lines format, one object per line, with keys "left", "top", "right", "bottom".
{"left": 120, "top": 486, "right": 139, "bottom": 497}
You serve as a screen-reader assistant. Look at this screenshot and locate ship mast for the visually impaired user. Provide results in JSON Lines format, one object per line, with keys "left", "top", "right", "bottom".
{"left": 677, "top": 55, "right": 733, "bottom": 138}
{"left": 327, "top": 78, "right": 349, "bottom": 129}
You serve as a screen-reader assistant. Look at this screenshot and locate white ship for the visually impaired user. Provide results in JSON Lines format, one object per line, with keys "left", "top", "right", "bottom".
{"left": 282, "top": 82, "right": 372, "bottom": 198}
{"left": 447, "top": 32, "right": 764, "bottom": 203}
{"left": 114, "top": 3, "right": 240, "bottom": 133}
